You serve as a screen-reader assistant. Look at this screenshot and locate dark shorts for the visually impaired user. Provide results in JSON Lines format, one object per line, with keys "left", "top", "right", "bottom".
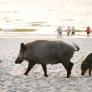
{"left": 59, "top": 32, "right": 62, "bottom": 36}
{"left": 87, "top": 32, "right": 90, "bottom": 34}
{"left": 72, "top": 32, "right": 75, "bottom": 35}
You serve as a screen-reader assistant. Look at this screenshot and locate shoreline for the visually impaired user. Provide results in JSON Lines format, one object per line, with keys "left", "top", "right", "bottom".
{"left": 0, "top": 31, "right": 92, "bottom": 38}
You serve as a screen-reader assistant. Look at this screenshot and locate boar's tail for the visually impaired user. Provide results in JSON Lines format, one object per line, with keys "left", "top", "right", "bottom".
{"left": 73, "top": 42, "right": 80, "bottom": 51}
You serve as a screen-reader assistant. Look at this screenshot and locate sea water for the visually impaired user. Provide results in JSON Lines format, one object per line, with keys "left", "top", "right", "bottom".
{"left": 0, "top": 0, "right": 92, "bottom": 32}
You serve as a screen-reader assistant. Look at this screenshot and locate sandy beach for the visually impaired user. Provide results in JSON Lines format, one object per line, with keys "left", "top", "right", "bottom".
{"left": 0, "top": 35, "right": 92, "bottom": 92}
{"left": 0, "top": 0, "right": 92, "bottom": 91}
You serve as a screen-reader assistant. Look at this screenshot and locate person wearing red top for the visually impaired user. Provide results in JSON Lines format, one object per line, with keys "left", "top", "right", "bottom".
{"left": 85, "top": 26, "right": 91, "bottom": 36}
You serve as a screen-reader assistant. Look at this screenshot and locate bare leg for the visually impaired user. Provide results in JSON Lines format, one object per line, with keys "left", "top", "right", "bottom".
{"left": 24, "top": 63, "right": 36, "bottom": 75}
{"left": 41, "top": 64, "right": 48, "bottom": 77}
{"left": 89, "top": 68, "right": 91, "bottom": 76}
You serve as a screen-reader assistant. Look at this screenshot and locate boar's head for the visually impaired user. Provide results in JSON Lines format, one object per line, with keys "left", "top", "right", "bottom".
{"left": 15, "top": 43, "right": 26, "bottom": 64}
{"left": 81, "top": 62, "right": 88, "bottom": 75}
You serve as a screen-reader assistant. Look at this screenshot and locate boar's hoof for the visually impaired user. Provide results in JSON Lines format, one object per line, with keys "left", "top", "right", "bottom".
{"left": 44, "top": 75, "right": 48, "bottom": 77}
{"left": 24, "top": 73, "right": 28, "bottom": 76}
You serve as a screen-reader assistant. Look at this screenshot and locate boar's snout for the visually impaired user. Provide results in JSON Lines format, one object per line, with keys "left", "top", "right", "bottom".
{"left": 15, "top": 56, "right": 24, "bottom": 64}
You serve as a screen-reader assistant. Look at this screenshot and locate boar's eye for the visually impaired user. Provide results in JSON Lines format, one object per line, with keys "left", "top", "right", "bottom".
{"left": 20, "top": 49, "right": 24, "bottom": 55}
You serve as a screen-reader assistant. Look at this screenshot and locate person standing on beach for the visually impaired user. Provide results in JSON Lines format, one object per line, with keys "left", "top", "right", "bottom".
{"left": 85, "top": 26, "right": 91, "bottom": 36}
{"left": 56, "top": 26, "right": 62, "bottom": 38}
{"left": 71, "top": 26, "right": 75, "bottom": 36}
{"left": 66, "top": 26, "right": 71, "bottom": 36}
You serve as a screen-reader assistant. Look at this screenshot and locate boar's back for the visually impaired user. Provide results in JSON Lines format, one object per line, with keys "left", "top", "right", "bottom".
{"left": 25, "top": 40, "right": 75, "bottom": 64}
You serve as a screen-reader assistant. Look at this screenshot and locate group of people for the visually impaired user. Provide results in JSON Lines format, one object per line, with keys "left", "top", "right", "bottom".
{"left": 56, "top": 26, "right": 92, "bottom": 37}
{"left": 66, "top": 26, "right": 76, "bottom": 36}
{"left": 56, "top": 26, "right": 76, "bottom": 37}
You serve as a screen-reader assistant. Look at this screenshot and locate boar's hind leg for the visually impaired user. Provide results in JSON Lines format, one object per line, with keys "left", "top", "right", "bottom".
{"left": 24, "top": 62, "right": 36, "bottom": 75}
{"left": 41, "top": 64, "right": 48, "bottom": 77}
{"left": 62, "top": 61, "right": 74, "bottom": 78}
{"left": 68, "top": 62, "right": 74, "bottom": 76}
{"left": 89, "top": 68, "right": 92, "bottom": 76}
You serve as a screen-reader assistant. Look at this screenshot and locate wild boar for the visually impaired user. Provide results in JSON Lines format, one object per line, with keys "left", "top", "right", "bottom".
{"left": 15, "top": 40, "right": 79, "bottom": 78}
{"left": 81, "top": 53, "right": 92, "bottom": 76}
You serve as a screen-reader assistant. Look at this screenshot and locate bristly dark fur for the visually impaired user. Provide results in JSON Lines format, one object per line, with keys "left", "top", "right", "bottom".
{"left": 81, "top": 53, "right": 92, "bottom": 76}
{"left": 15, "top": 40, "right": 80, "bottom": 78}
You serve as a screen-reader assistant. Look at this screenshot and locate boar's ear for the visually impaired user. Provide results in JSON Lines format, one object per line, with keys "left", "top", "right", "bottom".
{"left": 20, "top": 42, "right": 26, "bottom": 51}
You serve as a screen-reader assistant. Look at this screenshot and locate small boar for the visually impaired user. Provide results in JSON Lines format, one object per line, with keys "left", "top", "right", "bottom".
{"left": 81, "top": 53, "right": 92, "bottom": 76}
{"left": 15, "top": 40, "right": 79, "bottom": 78}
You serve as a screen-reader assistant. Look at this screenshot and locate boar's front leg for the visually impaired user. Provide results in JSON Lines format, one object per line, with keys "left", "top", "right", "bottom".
{"left": 89, "top": 68, "right": 92, "bottom": 76}
{"left": 24, "top": 62, "right": 36, "bottom": 75}
{"left": 41, "top": 64, "right": 48, "bottom": 77}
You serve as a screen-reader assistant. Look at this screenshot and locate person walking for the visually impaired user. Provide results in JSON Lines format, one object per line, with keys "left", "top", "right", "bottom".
{"left": 66, "top": 26, "right": 71, "bottom": 36}
{"left": 71, "top": 26, "right": 75, "bottom": 36}
{"left": 56, "top": 26, "right": 62, "bottom": 38}
{"left": 85, "top": 26, "right": 91, "bottom": 37}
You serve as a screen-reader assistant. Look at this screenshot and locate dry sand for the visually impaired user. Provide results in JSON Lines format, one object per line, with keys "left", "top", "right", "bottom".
{"left": 0, "top": 36, "right": 92, "bottom": 92}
